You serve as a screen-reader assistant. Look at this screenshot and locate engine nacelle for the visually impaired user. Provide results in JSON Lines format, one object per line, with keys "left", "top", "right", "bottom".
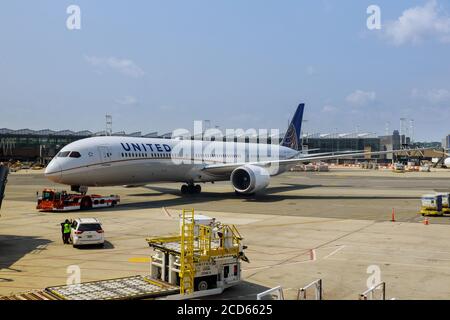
{"left": 444, "top": 157, "right": 450, "bottom": 168}
{"left": 230, "top": 165, "right": 270, "bottom": 194}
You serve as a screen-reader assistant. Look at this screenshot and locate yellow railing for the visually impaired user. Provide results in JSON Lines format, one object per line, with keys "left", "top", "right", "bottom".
{"left": 180, "top": 209, "right": 195, "bottom": 295}
{"left": 146, "top": 209, "right": 245, "bottom": 293}
{"left": 195, "top": 223, "right": 241, "bottom": 261}
{"left": 146, "top": 235, "right": 181, "bottom": 244}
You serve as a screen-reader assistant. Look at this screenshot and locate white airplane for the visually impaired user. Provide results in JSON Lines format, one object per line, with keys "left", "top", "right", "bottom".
{"left": 45, "top": 103, "right": 422, "bottom": 195}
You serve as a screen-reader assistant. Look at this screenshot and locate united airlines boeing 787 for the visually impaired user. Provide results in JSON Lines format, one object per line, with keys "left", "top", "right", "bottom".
{"left": 44, "top": 104, "right": 416, "bottom": 195}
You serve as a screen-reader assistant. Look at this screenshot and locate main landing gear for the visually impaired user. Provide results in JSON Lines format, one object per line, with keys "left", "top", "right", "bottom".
{"left": 181, "top": 184, "right": 202, "bottom": 195}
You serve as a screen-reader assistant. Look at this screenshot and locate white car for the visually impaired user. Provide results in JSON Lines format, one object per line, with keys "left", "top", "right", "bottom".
{"left": 70, "top": 218, "right": 105, "bottom": 248}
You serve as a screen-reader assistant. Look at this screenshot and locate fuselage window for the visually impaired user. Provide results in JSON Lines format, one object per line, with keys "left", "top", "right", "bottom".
{"left": 58, "top": 151, "right": 71, "bottom": 157}
{"left": 69, "top": 151, "right": 82, "bottom": 158}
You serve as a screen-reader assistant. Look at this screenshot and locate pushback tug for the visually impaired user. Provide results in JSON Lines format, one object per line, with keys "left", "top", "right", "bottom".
{"left": 37, "top": 188, "right": 120, "bottom": 212}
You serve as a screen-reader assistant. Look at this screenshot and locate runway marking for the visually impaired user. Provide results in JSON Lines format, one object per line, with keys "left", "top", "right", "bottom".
{"left": 162, "top": 207, "right": 172, "bottom": 218}
{"left": 128, "top": 257, "right": 151, "bottom": 263}
{"left": 323, "top": 245, "right": 345, "bottom": 259}
{"left": 243, "top": 258, "right": 313, "bottom": 272}
{"left": 328, "top": 257, "right": 450, "bottom": 271}
{"left": 243, "top": 245, "right": 344, "bottom": 273}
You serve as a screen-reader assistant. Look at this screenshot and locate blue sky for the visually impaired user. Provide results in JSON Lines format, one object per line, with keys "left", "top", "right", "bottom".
{"left": 0, "top": 0, "right": 449, "bottom": 141}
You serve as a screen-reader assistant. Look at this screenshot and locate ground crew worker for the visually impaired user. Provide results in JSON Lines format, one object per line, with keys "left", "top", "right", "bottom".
{"left": 60, "top": 221, "right": 65, "bottom": 243}
{"left": 61, "top": 219, "right": 71, "bottom": 244}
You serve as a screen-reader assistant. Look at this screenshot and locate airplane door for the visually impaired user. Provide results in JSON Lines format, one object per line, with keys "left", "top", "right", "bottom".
{"left": 98, "top": 146, "right": 112, "bottom": 164}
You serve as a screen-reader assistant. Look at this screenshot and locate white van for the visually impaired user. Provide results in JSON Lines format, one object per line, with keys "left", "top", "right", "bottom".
{"left": 70, "top": 218, "right": 105, "bottom": 248}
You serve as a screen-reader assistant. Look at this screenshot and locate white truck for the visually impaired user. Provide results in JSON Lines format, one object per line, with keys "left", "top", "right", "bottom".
{"left": 146, "top": 211, "right": 249, "bottom": 299}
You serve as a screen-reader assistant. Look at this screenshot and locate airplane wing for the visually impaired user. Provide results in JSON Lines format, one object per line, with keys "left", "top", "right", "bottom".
{"left": 202, "top": 148, "right": 429, "bottom": 176}
{"left": 296, "top": 150, "right": 366, "bottom": 158}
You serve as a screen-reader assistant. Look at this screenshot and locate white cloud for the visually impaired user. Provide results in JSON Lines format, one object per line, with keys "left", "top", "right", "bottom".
{"left": 346, "top": 90, "right": 376, "bottom": 106}
{"left": 322, "top": 105, "right": 337, "bottom": 113}
{"left": 115, "top": 96, "right": 138, "bottom": 106}
{"left": 84, "top": 55, "right": 145, "bottom": 78}
{"left": 412, "top": 88, "right": 450, "bottom": 103}
{"left": 384, "top": 0, "right": 450, "bottom": 45}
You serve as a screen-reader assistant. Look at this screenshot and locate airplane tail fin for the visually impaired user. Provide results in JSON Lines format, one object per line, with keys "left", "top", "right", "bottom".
{"left": 281, "top": 103, "right": 305, "bottom": 150}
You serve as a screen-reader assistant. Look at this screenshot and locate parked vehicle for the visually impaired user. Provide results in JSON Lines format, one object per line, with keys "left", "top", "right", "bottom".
{"left": 70, "top": 218, "right": 105, "bottom": 248}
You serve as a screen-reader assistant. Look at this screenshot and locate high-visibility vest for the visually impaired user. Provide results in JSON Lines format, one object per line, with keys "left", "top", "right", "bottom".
{"left": 64, "top": 223, "right": 71, "bottom": 234}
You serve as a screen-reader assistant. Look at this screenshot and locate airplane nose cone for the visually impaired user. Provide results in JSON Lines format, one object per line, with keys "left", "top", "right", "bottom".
{"left": 45, "top": 160, "right": 62, "bottom": 183}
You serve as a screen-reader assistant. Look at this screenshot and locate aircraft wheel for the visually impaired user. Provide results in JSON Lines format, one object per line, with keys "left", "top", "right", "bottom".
{"left": 194, "top": 185, "right": 201, "bottom": 194}
{"left": 80, "top": 197, "right": 92, "bottom": 210}
{"left": 197, "top": 280, "right": 208, "bottom": 291}
{"left": 181, "top": 185, "right": 189, "bottom": 194}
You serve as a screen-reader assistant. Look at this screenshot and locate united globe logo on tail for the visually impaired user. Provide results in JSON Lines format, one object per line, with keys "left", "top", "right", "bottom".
{"left": 282, "top": 123, "right": 299, "bottom": 150}
{"left": 281, "top": 103, "right": 305, "bottom": 151}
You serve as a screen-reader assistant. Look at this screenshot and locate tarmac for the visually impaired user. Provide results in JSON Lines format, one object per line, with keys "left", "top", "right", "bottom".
{"left": 1, "top": 167, "right": 450, "bottom": 299}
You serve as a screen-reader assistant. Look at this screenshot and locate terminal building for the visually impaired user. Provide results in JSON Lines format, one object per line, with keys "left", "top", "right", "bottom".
{"left": 0, "top": 128, "right": 172, "bottom": 163}
{"left": 0, "top": 126, "right": 432, "bottom": 164}
{"left": 443, "top": 134, "right": 450, "bottom": 149}
{"left": 0, "top": 128, "right": 92, "bottom": 163}
{"left": 301, "top": 132, "right": 380, "bottom": 154}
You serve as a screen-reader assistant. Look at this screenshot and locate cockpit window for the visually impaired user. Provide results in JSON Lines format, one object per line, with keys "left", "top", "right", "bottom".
{"left": 58, "top": 151, "right": 70, "bottom": 157}
{"left": 69, "top": 151, "right": 81, "bottom": 158}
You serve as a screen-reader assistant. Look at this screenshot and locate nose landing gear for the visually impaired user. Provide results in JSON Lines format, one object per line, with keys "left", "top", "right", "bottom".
{"left": 181, "top": 184, "right": 202, "bottom": 195}
{"left": 71, "top": 185, "right": 88, "bottom": 195}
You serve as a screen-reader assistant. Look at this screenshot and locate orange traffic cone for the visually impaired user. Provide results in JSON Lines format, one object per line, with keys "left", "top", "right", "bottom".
{"left": 391, "top": 208, "right": 396, "bottom": 222}
{"left": 423, "top": 217, "right": 429, "bottom": 225}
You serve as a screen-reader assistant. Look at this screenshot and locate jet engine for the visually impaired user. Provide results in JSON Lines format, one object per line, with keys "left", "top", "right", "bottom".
{"left": 444, "top": 157, "right": 450, "bottom": 168}
{"left": 230, "top": 165, "right": 270, "bottom": 194}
